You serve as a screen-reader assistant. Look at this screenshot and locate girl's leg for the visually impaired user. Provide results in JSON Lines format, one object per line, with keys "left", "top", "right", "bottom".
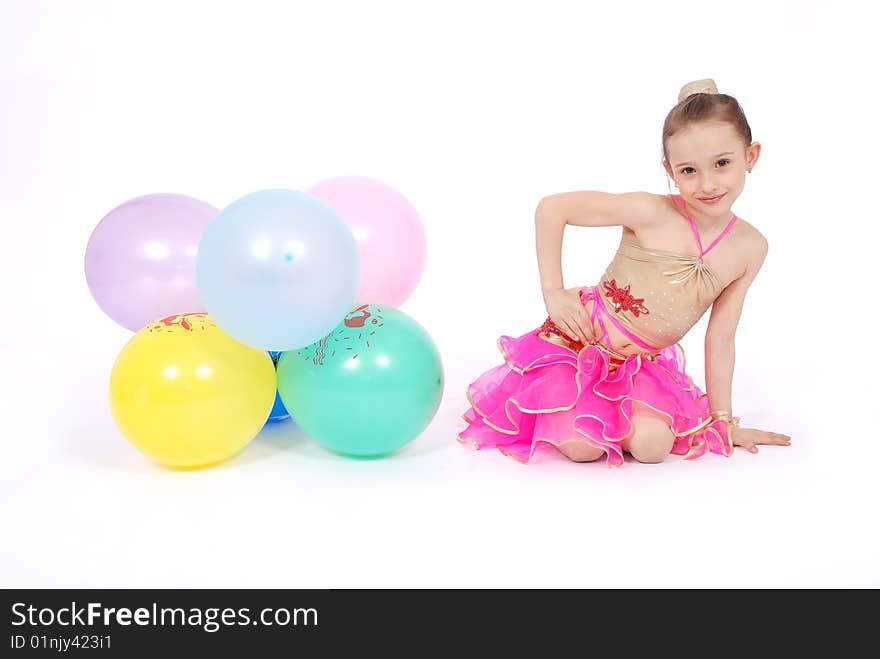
{"left": 622, "top": 401, "right": 675, "bottom": 463}
{"left": 556, "top": 440, "right": 605, "bottom": 462}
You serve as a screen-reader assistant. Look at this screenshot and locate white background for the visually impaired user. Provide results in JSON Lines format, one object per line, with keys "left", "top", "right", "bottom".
{"left": 2, "top": 0, "right": 878, "bottom": 587}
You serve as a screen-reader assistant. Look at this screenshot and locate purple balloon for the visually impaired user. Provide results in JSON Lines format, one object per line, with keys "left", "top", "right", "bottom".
{"left": 85, "top": 193, "right": 219, "bottom": 331}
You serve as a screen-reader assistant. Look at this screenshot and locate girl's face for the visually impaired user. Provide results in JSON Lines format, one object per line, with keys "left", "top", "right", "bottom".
{"left": 663, "top": 120, "right": 760, "bottom": 215}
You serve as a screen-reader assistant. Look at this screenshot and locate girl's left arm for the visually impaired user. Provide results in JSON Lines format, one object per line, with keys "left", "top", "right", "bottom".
{"left": 704, "top": 232, "right": 769, "bottom": 414}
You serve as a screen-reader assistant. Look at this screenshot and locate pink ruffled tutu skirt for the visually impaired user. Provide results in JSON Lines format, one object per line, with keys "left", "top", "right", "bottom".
{"left": 458, "top": 312, "right": 733, "bottom": 467}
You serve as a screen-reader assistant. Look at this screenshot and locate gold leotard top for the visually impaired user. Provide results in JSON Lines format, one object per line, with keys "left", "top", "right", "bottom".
{"left": 591, "top": 194, "right": 739, "bottom": 352}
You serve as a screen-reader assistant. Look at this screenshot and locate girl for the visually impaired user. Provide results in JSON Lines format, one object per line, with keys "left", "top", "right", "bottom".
{"left": 458, "top": 78, "right": 791, "bottom": 467}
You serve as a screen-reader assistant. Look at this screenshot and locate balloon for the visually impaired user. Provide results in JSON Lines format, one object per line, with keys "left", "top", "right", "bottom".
{"left": 85, "top": 193, "right": 218, "bottom": 332}
{"left": 267, "top": 390, "right": 290, "bottom": 422}
{"left": 109, "top": 312, "right": 276, "bottom": 468}
{"left": 266, "top": 351, "right": 290, "bottom": 422}
{"left": 276, "top": 304, "right": 443, "bottom": 457}
{"left": 306, "top": 176, "right": 426, "bottom": 308}
{"left": 196, "top": 189, "right": 359, "bottom": 351}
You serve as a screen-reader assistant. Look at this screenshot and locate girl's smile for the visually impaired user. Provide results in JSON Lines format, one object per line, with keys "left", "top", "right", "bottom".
{"left": 697, "top": 192, "right": 726, "bottom": 204}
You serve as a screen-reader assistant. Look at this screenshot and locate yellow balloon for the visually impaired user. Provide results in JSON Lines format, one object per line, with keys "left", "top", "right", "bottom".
{"left": 109, "top": 313, "right": 276, "bottom": 468}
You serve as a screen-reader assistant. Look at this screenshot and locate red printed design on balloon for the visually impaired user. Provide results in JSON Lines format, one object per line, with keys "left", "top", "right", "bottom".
{"left": 602, "top": 279, "right": 650, "bottom": 317}
{"left": 147, "top": 312, "right": 213, "bottom": 334}
{"left": 344, "top": 304, "right": 372, "bottom": 328}
{"left": 295, "top": 304, "right": 385, "bottom": 366}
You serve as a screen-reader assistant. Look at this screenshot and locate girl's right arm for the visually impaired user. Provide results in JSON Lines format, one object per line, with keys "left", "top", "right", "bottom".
{"left": 534, "top": 191, "right": 657, "bottom": 345}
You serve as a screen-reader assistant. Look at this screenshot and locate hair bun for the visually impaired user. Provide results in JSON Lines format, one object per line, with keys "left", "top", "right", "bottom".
{"left": 678, "top": 78, "right": 718, "bottom": 103}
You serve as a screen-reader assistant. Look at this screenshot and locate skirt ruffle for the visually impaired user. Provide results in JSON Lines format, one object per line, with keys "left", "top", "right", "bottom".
{"left": 458, "top": 326, "right": 733, "bottom": 467}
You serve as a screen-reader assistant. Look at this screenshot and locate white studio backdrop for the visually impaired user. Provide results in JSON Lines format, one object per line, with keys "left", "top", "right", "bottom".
{"left": 1, "top": 0, "right": 877, "bottom": 587}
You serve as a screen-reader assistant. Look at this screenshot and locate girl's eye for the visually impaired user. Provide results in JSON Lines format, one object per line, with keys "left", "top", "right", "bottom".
{"left": 680, "top": 159, "right": 730, "bottom": 175}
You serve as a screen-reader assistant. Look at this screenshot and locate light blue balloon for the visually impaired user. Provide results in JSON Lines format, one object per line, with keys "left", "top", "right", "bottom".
{"left": 196, "top": 189, "right": 359, "bottom": 351}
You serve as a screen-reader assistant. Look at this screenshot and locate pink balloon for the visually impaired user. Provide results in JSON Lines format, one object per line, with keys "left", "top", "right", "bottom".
{"left": 306, "top": 176, "right": 426, "bottom": 308}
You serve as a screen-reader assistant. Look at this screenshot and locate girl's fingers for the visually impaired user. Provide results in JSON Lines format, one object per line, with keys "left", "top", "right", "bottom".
{"left": 579, "top": 316, "right": 595, "bottom": 344}
{"left": 571, "top": 318, "right": 587, "bottom": 344}
{"left": 733, "top": 437, "right": 759, "bottom": 452}
{"left": 759, "top": 434, "right": 791, "bottom": 446}
{"left": 563, "top": 320, "right": 583, "bottom": 344}
{"left": 577, "top": 322, "right": 590, "bottom": 344}
{"left": 586, "top": 318, "right": 597, "bottom": 342}
{"left": 574, "top": 317, "right": 592, "bottom": 345}
{"left": 562, "top": 321, "right": 585, "bottom": 345}
{"left": 739, "top": 432, "right": 791, "bottom": 448}
{"left": 735, "top": 429, "right": 791, "bottom": 453}
{"left": 739, "top": 441, "right": 758, "bottom": 453}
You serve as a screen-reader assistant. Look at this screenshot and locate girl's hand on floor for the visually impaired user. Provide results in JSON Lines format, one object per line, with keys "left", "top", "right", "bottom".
{"left": 543, "top": 287, "right": 595, "bottom": 346}
{"left": 731, "top": 426, "right": 792, "bottom": 453}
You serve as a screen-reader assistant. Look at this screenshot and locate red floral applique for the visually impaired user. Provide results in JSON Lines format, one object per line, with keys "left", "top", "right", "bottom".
{"left": 539, "top": 316, "right": 585, "bottom": 352}
{"left": 602, "top": 279, "right": 650, "bottom": 317}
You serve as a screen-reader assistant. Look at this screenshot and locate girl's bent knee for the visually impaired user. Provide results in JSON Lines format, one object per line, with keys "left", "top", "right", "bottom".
{"left": 630, "top": 444, "right": 668, "bottom": 463}
{"left": 557, "top": 441, "right": 604, "bottom": 463}
{"left": 626, "top": 424, "right": 674, "bottom": 464}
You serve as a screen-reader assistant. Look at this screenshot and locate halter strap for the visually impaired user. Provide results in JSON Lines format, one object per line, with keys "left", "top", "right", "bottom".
{"left": 671, "top": 194, "right": 739, "bottom": 260}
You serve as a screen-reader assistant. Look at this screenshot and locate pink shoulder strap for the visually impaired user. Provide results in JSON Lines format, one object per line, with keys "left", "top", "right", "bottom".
{"left": 671, "top": 194, "right": 738, "bottom": 259}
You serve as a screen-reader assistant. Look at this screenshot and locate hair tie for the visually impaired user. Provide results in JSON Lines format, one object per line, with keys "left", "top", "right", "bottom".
{"left": 678, "top": 78, "right": 719, "bottom": 103}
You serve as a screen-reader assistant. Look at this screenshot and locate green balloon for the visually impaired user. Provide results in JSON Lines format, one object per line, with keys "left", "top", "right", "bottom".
{"left": 276, "top": 304, "right": 444, "bottom": 457}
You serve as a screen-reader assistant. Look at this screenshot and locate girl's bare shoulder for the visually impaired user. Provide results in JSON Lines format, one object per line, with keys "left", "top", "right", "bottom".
{"left": 733, "top": 216, "right": 769, "bottom": 253}
{"left": 616, "top": 192, "right": 679, "bottom": 234}
{"left": 724, "top": 216, "right": 768, "bottom": 283}
{"left": 643, "top": 192, "right": 676, "bottom": 223}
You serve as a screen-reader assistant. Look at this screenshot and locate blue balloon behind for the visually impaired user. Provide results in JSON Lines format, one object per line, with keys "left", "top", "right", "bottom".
{"left": 268, "top": 390, "right": 290, "bottom": 422}
{"left": 266, "top": 351, "right": 290, "bottom": 422}
{"left": 196, "top": 189, "right": 359, "bottom": 351}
